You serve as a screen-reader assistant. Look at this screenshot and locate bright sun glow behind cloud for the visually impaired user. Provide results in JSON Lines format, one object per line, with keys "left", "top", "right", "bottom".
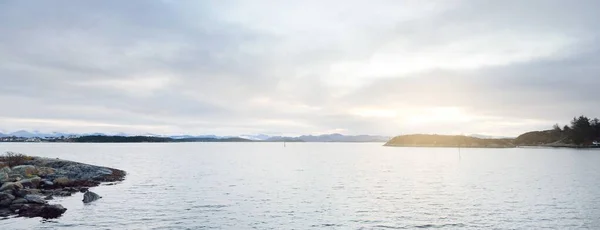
{"left": 405, "top": 107, "right": 473, "bottom": 125}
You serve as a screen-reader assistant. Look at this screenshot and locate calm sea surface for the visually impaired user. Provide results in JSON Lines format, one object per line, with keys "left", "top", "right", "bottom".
{"left": 0, "top": 143, "right": 599, "bottom": 229}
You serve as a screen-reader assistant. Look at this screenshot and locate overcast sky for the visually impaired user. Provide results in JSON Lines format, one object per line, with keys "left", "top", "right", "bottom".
{"left": 1, "top": 0, "right": 599, "bottom": 136}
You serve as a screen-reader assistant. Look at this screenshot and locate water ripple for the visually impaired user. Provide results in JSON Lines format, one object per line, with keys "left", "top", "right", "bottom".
{"left": 0, "top": 143, "right": 599, "bottom": 229}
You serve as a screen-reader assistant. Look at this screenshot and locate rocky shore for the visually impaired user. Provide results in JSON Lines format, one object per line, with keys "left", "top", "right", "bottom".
{"left": 0, "top": 154, "right": 126, "bottom": 218}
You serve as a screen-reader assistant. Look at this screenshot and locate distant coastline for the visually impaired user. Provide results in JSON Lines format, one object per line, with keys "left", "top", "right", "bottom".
{"left": 384, "top": 134, "right": 515, "bottom": 148}
{"left": 0, "top": 134, "right": 389, "bottom": 143}
{"left": 385, "top": 115, "right": 600, "bottom": 149}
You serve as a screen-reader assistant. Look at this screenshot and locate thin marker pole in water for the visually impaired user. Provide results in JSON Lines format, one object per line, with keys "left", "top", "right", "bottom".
{"left": 458, "top": 134, "right": 463, "bottom": 160}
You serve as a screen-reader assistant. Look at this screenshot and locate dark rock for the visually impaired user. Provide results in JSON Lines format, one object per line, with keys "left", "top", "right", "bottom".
{"left": 27, "top": 189, "right": 41, "bottom": 194}
{"left": 1, "top": 189, "right": 15, "bottom": 196}
{"left": 0, "top": 192, "right": 16, "bottom": 207}
{"left": 27, "top": 157, "right": 122, "bottom": 181}
{"left": 17, "top": 204, "right": 42, "bottom": 217}
{"left": 40, "top": 180, "right": 54, "bottom": 189}
{"left": 18, "top": 204, "right": 67, "bottom": 218}
{"left": 19, "top": 177, "right": 41, "bottom": 188}
{"left": 0, "top": 182, "right": 23, "bottom": 193}
{"left": 7, "top": 174, "right": 22, "bottom": 182}
{"left": 0, "top": 208, "right": 13, "bottom": 216}
{"left": 24, "top": 195, "right": 47, "bottom": 204}
{"left": 9, "top": 203, "right": 24, "bottom": 212}
{"left": 15, "top": 190, "right": 27, "bottom": 198}
{"left": 56, "top": 190, "right": 72, "bottom": 197}
{"left": 48, "top": 188, "right": 75, "bottom": 197}
{"left": 0, "top": 171, "right": 9, "bottom": 183}
{"left": 36, "top": 167, "right": 55, "bottom": 177}
{"left": 41, "top": 180, "right": 54, "bottom": 186}
{"left": 11, "top": 165, "right": 38, "bottom": 178}
{"left": 15, "top": 189, "right": 41, "bottom": 197}
{"left": 64, "top": 187, "right": 78, "bottom": 193}
{"left": 11, "top": 198, "right": 27, "bottom": 204}
{"left": 53, "top": 177, "right": 71, "bottom": 186}
{"left": 82, "top": 191, "right": 101, "bottom": 203}
{"left": 44, "top": 204, "right": 66, "bottom": 218}
{"left": 40, "top": 204, "right": 67, "bottom": 218}
{"left": 43, "top": 195, "right": 53, "bottom": 200}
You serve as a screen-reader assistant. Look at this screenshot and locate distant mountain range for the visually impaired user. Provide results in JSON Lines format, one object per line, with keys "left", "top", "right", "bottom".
{"left": 263, "top": 133, "right": 390, "bottom": 142}
{"left": 0, "top": 130, "right": 76, "bottom": 138}
{"left": 0, "top": 131, "right": 390, "bottom": 142}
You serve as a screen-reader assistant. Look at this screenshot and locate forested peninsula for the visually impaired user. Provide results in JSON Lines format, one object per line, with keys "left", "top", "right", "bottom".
{"left": 385, "top": 115, "right": 600, "bottom": 148}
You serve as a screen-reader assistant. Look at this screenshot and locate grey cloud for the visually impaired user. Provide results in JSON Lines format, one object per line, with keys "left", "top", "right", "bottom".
{"left": 344, "top": 46, "right": 600, "bottom": 128}
{"left": 0, "top": 0, "right": 599, "bottom": 136}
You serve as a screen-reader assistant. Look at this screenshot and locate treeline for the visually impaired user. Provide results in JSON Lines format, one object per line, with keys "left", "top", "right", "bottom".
{"left": 557, "top": 115, "right": 600, "bottom": 145}
{"left": 515, "top": 115, "right": 600, "bottom": 146}
{"left": 72, "top": 135, "right": 253, "bottom": 143}
{"left": 73, "top": 135, "right": 172, "bottom": 143}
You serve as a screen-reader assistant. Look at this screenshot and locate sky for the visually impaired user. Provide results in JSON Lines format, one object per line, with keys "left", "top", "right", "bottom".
{"left": 1, "top": 0, "right": 599, "bottom": 137}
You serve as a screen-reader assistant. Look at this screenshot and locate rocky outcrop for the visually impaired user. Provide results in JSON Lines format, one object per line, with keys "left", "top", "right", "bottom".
{"left": 17, "top": 204, "right": 67, "bottom": 218}
{"left": 0, "top": 169, "right": 9, "bottom": 183}
{"left": 53, "top": 177, "right": 71, "bottom": 187}
{"left": 11, "top": 165, "right": 38, "bottom": 178}
{"left": 0, "top": 182, "right": 23, "bottom": 193}
{"left": 11, "top": 198, "right": 28, "bottom": 204}
{"left": 25, "top": 157, "right": 124, "bottom": 182}
{"left": 0, "top": 192, "right": 15, "bottom": 207}
{"left": 15, "top": 188, "right": 41, "bottom": 197}
{"left": 82, "top": 191, "right": 102, "bottom": 203}
{"left": 0, "top": 155, "right": 126, "bottom": 219}
{"left": 19, "top": 177, "right": 41, "bottom": 188}
{"left": 24, "top": 195, "right": 46, "bottom": 204}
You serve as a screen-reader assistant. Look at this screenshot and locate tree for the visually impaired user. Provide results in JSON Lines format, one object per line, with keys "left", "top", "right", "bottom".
{"left": 570, "top": 116, "right": 593, "bottom": 145}
{"left": 563, "top": 125, "right": 572, "bottom": 133}
{"left": 552, "top": 123, "right": 562, "bottom": 133}
{"left": 591, "top": 118, "right": 600, "bottom": 139}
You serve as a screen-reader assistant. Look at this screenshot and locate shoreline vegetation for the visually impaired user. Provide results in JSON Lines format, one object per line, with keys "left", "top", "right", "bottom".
{"left": 0, "top": 152, "right": 126, "bottom": 219}
{"left": 385, "top": 115, "right": 600, "bottom": 149}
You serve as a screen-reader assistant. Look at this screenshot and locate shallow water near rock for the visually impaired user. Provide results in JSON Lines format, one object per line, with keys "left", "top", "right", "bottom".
{"left": 0, "top": 143, "right": 599, "bottom": 229}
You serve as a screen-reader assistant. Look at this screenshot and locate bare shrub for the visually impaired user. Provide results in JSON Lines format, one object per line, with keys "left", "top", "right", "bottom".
{"left": 0, "top": 152, "right": 32, "bottom": 167}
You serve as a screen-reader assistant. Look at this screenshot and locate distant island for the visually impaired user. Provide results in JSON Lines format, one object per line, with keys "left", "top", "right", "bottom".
{"left": 0, "top": 133, "right": 389, "bottom": 143}
{"left": 385, "top": 134, "right": 514, "bottom": 148}
{"left": 71, "top": 136, "right": 254, "bottom": 143}
{"left": 385, "top": 115, "right": 600, "bottom": 148}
